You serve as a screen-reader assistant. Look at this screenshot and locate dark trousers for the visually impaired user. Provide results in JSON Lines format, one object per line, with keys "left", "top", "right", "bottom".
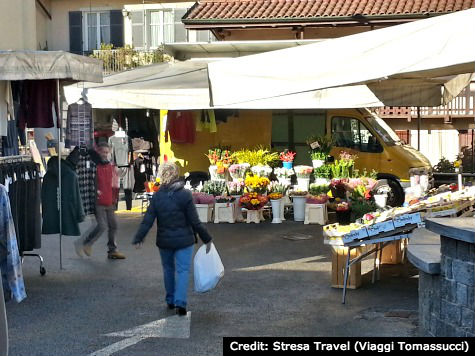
{"left": 83, "top": 205, "right": 117, "bottom": 252}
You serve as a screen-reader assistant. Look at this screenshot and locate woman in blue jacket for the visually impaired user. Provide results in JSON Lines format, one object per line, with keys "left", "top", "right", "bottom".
{"left": 133, "top": 162, "right": 212, "bottom": 316}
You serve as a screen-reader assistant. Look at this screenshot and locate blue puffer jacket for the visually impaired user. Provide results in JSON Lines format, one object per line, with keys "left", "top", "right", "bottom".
{"left": 133, "top": 181, "right": 212, "bottom": 249}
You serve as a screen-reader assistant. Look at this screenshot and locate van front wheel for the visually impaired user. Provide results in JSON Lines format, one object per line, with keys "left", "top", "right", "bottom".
{"left": 373, "top": 179, "right": 404, "bottom": 207}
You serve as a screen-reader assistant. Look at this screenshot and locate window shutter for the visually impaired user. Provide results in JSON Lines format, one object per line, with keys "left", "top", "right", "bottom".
{"left": 110, "top": 10, "right": 124, "bottom": 48}
{"left": 130, "top": 11, "right": 145, "bottom": 48}
{"left": 69, "top": 11, "right": 83, "bottom": 54}
{"left": 197, "top": 30, "right": 214, "bottom": 42}
{"left": 174, "top": 9, "right": 187, "bottom": 43}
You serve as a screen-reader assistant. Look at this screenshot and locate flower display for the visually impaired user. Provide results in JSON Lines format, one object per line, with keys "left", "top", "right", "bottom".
{"left": 192, "top": 192, "right": 215, "bottom": 205}
{"left": 228, "top": 163, "right": 250, "bottom": 180}
{"left": 203, "top": 180, "right": 227, "bottom": 196}
{"left": 330, "top": 151, "right": 357, "bottom": 178}
{"left": 245, "top": 174, "right": 270, "bottom": 193}
{"left": 206, "top": 148, "right": 233, "bottom": 166}
{"left": 232, "top": 147, "right": 279, "bottom": 166}
{"left": 279, "top": 150, "right": 296, "bottom": 162}
{"left": 269, "top": 181, "right": 288, "bottom": 195}
{"left": 268, "top": 192, "right": 283, "bottom": 200}
{"left": 306, "top": 194, "right": 329, "bottom": 204}
{"left": 273, "top": 167, "right": 295, "bottom": 178}
{"left": 227, "top": 180, "right": 245, "bottom": 195}
{"left": 239, "top": 192, "right": 268, "bottom": 210}
{"left": 251, "top": 165, "right": 273, "bottom": 177}
{"left": 294, "top": 165, "right": 313, "bottom": 178}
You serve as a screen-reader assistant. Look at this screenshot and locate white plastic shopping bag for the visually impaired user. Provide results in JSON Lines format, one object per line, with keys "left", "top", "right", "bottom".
{"left": 193, "top": 243, "right": 224, "bottom": 293}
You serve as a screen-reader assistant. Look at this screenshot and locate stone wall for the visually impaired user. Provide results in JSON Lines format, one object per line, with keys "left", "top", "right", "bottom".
{"left": 419, "top": 236, "right": 475, "bottom": 337}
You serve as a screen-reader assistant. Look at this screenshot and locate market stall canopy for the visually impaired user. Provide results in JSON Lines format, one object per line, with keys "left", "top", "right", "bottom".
{"left": 207, "top": 9, "right": 475, "bottom": 107}
{"left": 0, "top": 50, "right": 103, "bottom": 83}
{"left": 64, "top": 59, "right": 392, "bottom": 110}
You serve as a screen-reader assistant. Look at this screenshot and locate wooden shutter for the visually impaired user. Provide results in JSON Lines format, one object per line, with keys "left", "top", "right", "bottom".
{"left": 174, "top": 9, "right": 187, "bottom": 43}
{"left": 130, "top": 11, "right": 145, "bottom": 48}
{"left": 69, "top": 11, "right": 83, "bottom": 54}
{"left": 110, "top": 10, "right": 124, "bottom": 48}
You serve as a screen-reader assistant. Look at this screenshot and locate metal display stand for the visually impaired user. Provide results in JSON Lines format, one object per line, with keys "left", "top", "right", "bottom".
{"left": 341, "top": 225, "right": 418, "bottom": 304}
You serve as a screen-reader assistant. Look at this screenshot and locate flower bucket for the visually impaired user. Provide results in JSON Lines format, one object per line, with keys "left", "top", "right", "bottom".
{"left": 246, "top": 209, "right": 261, "bottom": 224}
{"left": 374, "top": 194, "right": 388, "bottom": 208}
{"left": 292, "top": 196, "right": 306, "bottom": 222}
{"left": 209, "top": 165, "right": 218, "bottom": 181}
{"left": 283, "top": 161, "right": 293, "bottom": 169}
{"left": 271, "top": 199, "right": 282, "bottom": 224}
{"left": 297, "top": 177, "right": 310, "bottom": 192}
{"left": 232, "top": 195, "right": 244, "bottom": 222}
{"left": 312, "top": 159, "right": 324, "bottom": 169}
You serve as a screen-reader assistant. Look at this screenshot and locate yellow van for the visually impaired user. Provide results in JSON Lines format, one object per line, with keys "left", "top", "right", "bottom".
{"left": 272, "top": 108, "right": 432, "bottom": 206}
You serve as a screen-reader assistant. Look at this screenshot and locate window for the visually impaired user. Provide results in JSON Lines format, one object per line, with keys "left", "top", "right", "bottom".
{"left": 84, "top": 12, "right": 110, "bottom": 51}
{"left": 332, "top": 116, "right": 382, "bottom": 153}
{"left": 149, "top": 10, "right": 174, "bottom": 47}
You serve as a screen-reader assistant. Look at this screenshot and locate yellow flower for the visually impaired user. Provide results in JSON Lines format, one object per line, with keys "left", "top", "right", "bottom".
{"left": 250, "top": 199, "right": 260, "bottom": 205}
{"left": 155, "top": 177, "right": 161, "bottom": 183}
{"left": 454, "top": 160, "right": 462, "bottom": 168}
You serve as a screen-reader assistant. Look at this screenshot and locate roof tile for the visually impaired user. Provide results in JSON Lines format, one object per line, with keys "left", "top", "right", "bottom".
{"left": 184, "top": 0, "right": 475, "bottom": 22}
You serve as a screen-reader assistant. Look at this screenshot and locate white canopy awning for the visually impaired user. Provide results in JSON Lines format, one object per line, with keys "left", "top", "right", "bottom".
{"left": 64, "top": 59, "right": 393, "bottom": 110}
{"left": 207, "top": 9, "right": 475, "bottom": 107}
{"left": 0, "top": 50, "right": 103, "bottom": 83}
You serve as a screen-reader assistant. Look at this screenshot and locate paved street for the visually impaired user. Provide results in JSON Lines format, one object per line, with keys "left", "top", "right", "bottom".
{"left": 7, "top": 213, "right": 419, "bottom": 356}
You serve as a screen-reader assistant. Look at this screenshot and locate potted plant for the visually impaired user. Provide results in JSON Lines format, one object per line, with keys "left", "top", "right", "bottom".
{"left": 227, "top": 180, "right": 245, "bottom": 222}
{"left": 307, "top": 135, "right": 333, "bottom": 169}
{"left": 335, "top": 201, "right": 351, "bottom": 225}
{"left": 289, "top": 190, "right": 308, "bottom": 222}
{"left": 279, "top": 150, "right": 296, "bottom": 169}
{"left": 239, "top": 193, "right": 268, "bottom": 224}
{"left": 294, "top": 165, "right": 313, "bottom": 192}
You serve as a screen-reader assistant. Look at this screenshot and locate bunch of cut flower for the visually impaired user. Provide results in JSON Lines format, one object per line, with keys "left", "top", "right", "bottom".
{"left": 228, "top": 163, "right": 250, "bottom": 180}
{"left": 279, "top": 149, "right": 296, "bottom": 162}
{"left": 274, "top": 167, "right": 295, "bottom": 179}
{"left": 192, "top": 192, "right": 215, "bottom": 205}
{"left": 306, "top": 194, "right": 329, "bottom": 204}
{"left": 239, "top": 192, "right": 268, "bottom": 210}
{"left": 251, "top": 165, "right": 273, "bottom": 177}
{"left": 294, "top": 165, "right": 313, "bottom": 178}
{"left": 330, "top": 151, "right": 357, "bottom": 178}
{"left": 203, "top": 180, "right": 227, "bottom": 196}
{"left": 227, "top": 180, "right": 245, "bottom": 195}
{"left": 215, "top": 195, "right": 236, "bottom": 203}
{"left": 244, "top": 174, "right": 270, "bottom": 194}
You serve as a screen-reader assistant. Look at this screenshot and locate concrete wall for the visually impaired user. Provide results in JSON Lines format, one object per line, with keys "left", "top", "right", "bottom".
{"left": 0, "top": 0, "right": 37, "bottom": 50}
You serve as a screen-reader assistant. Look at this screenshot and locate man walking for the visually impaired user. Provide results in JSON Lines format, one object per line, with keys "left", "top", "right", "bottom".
{"left": 75, "top": 143, "right": 126, "bottom": 259}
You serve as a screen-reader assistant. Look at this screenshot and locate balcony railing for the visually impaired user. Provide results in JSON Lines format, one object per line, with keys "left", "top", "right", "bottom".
{"left": 377, "top": 83, "right": 475, "bottom": 120}
{"left": 91, "top": 47, "right": 171, "bottom": 75}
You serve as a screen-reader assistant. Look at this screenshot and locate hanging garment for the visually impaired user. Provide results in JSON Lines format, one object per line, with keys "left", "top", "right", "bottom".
{"left": 118, "top": 166, "right": 135, "bottom": 190}
{"left": 109, "top": 135, "right": 130, "bottom": 167}
{"left": 131, "top": 138, "right": 152, "bottom": 151}
{"left": 18, "top": 80, "right": 59, "bottom": 130}
{"left": 77, "top": 154, "right": 97, "bottom": 216}
{"left": 65, "top": 101, "right": 94, "bottom": 148}
{"left": 166, "top": 111, "right": 195, "bottom": 143}
{"left": 0, "top": 81, "right": 14, "bottom": 137}
{"left": 41, "top": 157, "right": 85, "bottom": 236}
{"left": 0, "top": 184, "right": 26, "bottom": 303}
{"left": 133, "top": 157, "right": 147, "bottom": 193}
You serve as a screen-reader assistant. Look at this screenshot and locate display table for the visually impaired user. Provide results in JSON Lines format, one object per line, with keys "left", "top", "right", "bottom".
{"left": 408, "top": 217, "right": 475, "bottom": 337}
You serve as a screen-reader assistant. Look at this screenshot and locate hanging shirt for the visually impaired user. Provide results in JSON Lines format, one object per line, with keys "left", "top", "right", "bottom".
{"left": 166, "top": 111, "right": 195, "bottom": 143}
{"left": 18, "top": 80, "right": 59, "bottom": 130}
{"left": 0, "top": 184, "right": 27, "bottom": 303}
{"left": 65, "top": 101, "right": 94, "bottom": 148}
{"left": 109, "top": 135, "right": 130, "bottom": 167}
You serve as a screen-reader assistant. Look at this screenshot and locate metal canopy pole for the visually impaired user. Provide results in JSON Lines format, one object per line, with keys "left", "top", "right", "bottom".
{"left": 417, "top": 107, "right": 421, "bottom": 151}
{"left": 57, "top": 79, "right": 63, "bottom": 270}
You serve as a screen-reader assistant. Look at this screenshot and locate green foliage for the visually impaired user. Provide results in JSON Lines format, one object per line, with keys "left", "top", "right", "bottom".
{"left": 232, "top": 147, "right": 279, "bottom": 166}
{"left": 203, "top": 180, "right": 227, "bottom": 196}
{"left": 310, "top": 152, "right": 327, "bottom": 161}
{"left": 433, "top": 157, "right": 455, "bottom": 173}
{"left": 309, "top": 183, "right": 329, "bottom": 196}
{"left": 307, "top": 135, "right": 334, "bottom": 156}
{"left": 313, "top": 164, "right": 332, "bottom": 179}
{"left": 351, "top": 199, "right": 377, "bottom": 220}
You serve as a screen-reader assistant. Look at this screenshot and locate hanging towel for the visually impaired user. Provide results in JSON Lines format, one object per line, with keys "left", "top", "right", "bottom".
{"left": 0, "top": 184, "right": 27, "bottom": 303}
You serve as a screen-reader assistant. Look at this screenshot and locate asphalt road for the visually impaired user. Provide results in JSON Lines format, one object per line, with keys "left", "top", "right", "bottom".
{"left": 6, "top": 213, "right": 419, "bottom": 356}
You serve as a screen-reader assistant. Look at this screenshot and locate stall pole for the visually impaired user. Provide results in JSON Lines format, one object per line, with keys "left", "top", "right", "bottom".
{"left": 417, "top": 107, "right": 421, "bottom": 151}
{"left": 57, "top": 79, "right": 63, "bottom": 270}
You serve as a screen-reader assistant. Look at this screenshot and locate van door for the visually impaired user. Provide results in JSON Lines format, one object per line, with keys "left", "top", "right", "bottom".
{"left": 329, "top": 113, "right": 384, "bottom": 175}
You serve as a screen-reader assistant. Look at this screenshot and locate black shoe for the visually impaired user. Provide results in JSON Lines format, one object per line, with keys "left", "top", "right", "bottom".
{"left": 176, "top": 307, "right": 187, "bottom": 316}
{"left": 167, "top": 303, "right": 175, "bottom": 310}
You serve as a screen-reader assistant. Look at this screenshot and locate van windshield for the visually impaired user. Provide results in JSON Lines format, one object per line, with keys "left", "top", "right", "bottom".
{"left": 366, "top": 115, "right": 401, "bottom": 145}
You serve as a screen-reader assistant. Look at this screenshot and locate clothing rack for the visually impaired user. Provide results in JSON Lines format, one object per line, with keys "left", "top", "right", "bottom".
{"left": 0, "top": 156, "right": 46, "bottom": 276}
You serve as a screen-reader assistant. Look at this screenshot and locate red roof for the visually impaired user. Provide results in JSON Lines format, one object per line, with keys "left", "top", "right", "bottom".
{"left": 184, "top": 0, "right": 475, "bottom": 23}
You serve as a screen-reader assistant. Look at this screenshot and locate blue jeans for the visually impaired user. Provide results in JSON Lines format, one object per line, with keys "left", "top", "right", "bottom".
{"left": 159, "top": 245, "right": 194, "bottom": 308}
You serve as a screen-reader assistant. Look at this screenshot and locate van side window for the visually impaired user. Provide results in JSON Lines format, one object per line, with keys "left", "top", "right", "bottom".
{"left": 331, "top": 116, "right": 382, "bottom": 153}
